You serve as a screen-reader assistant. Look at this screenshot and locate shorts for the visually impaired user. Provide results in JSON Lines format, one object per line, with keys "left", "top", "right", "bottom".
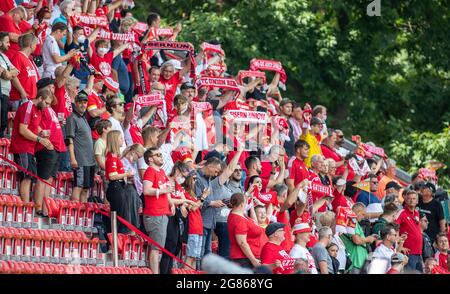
{"left": 73, "top": 165, "right": 95, "bottom": 189}
{"left": 143, "top": 215, "right": 168, "bottom": 250}
{"left": 187, "top": 234, "right": 203, "bottom": 258}
{"left": 14, "top": 153, "right": 37, "bottom": 182}
{"left": 35, "top": 149, "right": 59, "bottom": 180}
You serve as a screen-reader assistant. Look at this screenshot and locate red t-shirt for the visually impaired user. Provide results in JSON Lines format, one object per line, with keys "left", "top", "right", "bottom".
{"left": 159, "top": 72, "right": 182, "bottom": 112}
{"left": 53, "top": 84, "right": 73, "bottom": 120}
{"left": 277, "top": 210, "right": 294, "bottom": 252}
{"left": 10, "top": 51, "right": 39, "bottom": 101}
{"left": 105, "top": 153, "right": 125, "bottom": 180}
{"left": 395, "top": 208, "right": 423, "bottom": 255}
{"left": 87, "top": 92, "right": 109, "bottom": 139}
{"left": 260, "top": 242, "right": 295, "bottom": 274}
{"left": 19, "top": 20, "right": 32, "bottom": 33}
{"left": 90, "top": 51, "right": 114, "bottom": 77}
{"left": 143, "top": 166, "right": 171, "bottom": 216}
{"left": 331, "top": 189, "right": 353, "bottom": 213}
{"left": 185, "top": 192, "right": 203, "bottom": 235}
{"left": 0, "top": 14, "right": 20, "bottom": 57}
{"left": 10, "top": 101, "right": 41, "bottom": 154}
{"left": 435, "top": 252, "right": 448, "bottom": 270}
{"left": 228, "top": 213, "right": 264, "bottom": 259}
{"left": 127, "top": 122, "right": 145, "bottom": 145}
{"left": 0, "top": 0, "right": 15, "bottom": 14}
{"left": 386, "top": 268, "right": 400, "bottom": 274}
{"left": 36, "top": 107, "right": 66, "bottom": 153}
{"left": 289, "top": 157, "right": 309, "bottom": 186}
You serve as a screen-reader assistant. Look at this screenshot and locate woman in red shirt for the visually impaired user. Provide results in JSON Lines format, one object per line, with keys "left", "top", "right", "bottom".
{"left": 228, "top": 193, "right": 265, "bottom": 269}
{"left": 105, "top": 130, "right": 134, "bottom": 233}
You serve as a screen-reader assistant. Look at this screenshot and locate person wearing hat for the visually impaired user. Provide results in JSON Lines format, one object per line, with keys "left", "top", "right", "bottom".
{"left": 290, "top": 221, "right": 318, "bottom": 274}
{"left": 260, "top": 222, "right": 295, "bottom": 274}
{"left": 300, "top": 116, "right": 324, "bottom": 168}
{"left": 385, "top": 180, "right": 402, "bottom": 196}
{"left": 180, "top": 82, "right": 196, "bottom": 102}
{"left": 159, "top": 59, "right": 191, "bottom": 113}
{"left": 417, "top": 181, "right": 446, "bottom": 245}
{"left": 386, "top": 253, "right": 408, "bottom": 274}
{"left": 65, "top": 90, "right": 96, "bottom": 203}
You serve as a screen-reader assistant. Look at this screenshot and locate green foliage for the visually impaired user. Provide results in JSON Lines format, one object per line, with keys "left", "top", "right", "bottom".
{"left": 134, "top": 0, "right": 450, "bottom": 183}
{"left": 390, "top": 125, "right": 450, "bottom": 187}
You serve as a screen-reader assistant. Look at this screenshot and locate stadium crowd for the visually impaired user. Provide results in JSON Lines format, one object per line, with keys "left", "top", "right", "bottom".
{"left": 0, "top": 0, "right": 449, "bottom": 275}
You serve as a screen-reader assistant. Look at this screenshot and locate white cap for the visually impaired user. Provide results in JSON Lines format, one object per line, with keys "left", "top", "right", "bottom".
{"left": 168, "top": 59, "right": 183, "bottom": 70}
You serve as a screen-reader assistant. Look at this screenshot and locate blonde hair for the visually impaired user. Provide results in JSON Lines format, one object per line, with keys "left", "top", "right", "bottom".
{"left": 122, "top": 143, "right": 145, "bottom": 159}
{"left": 106, "top": 130, "right": 122, "bottom": 156}
{"left": 120, "top": 16, "right": 138, "bottom": 33}
{"left": 319, "top": 211, "right": 336, "bottom": 228}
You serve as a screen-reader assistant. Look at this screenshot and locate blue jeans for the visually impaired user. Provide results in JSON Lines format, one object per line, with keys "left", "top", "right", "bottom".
{"left": 214, "top": 222, "right": 230, "bottom": 259}
{"left": 201, "top": 227, "right": 213, "bottom": 257}
{"left": 406, "top": 254, "right": 423, "bottom": 272}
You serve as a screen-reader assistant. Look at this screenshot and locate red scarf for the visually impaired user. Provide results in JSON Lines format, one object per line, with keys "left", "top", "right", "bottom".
{"left": 237, "top": 70, "right": 266, "bottom": 85}
{"left": 249, "top": 59, "right": 287, "bottom": 90}
{"left": 83, "top": 27, "right": 137, "bottom": 43}
{"left": 195, "top": 76, "right": 240, "bottom": 93}
{"left": 142, "top": 41, "right": 196, "bottom": 78}
{"left": 71, "top": 14, "right": 109, "bottom": 28}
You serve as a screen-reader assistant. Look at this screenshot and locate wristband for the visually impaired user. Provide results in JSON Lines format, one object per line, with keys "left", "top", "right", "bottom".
{"left": 156, "top": 188, "right": 160, "bottom": 198}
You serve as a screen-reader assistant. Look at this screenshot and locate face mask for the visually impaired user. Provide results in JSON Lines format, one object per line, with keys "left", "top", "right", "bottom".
{"left": 176, "top": 176, "right": 185, "bottom": 185}
{"left": 179, "top": 105, "right": 188, "bottom": 114}
{"left": 98, "top": 48, "right": 109, "bottom": 56}
{"left": 77, "top": 35, "right": 86, "bottom": 44}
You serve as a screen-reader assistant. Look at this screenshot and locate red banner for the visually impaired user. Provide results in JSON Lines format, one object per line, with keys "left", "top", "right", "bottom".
{"left": 83, "top": 27, "right": 136, "bottom": 43}
{"left": 132, "top": 22, "right": 148, "bottom": 35}
{"left": 200, "top": 42, "right": 224, "bottom": 55}
{"left": 418, "top": 168, "right": 437, "bottom": 181}
{"left": 309, "top": 182, "right": 333, "bottom": 198}
{"left": 72, "top": 14, "right": 108, "bottom": 28}
{"left": 363, "top": 143, "right": 386, "bottom": 158}
{"left": 135, "top": 93, "right": 164, "bottom": 107}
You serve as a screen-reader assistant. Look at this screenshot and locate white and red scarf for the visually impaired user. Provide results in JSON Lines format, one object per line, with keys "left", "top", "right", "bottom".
{"left": 249, "top": 59, "right": 287, "bottom": 90}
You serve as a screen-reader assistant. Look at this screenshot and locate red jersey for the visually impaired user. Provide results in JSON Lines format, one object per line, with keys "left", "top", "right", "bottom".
{"left": 309, "top": 170, "right": 327, "bottom": 212}
{"left": 0, "top": 14, "right": 20, "bottom": 57}
{"left": 143, "top": 166, "right": 171, "bottom": 216}
{"left": 36, "top": 107, "right": 66, "bottom": 153}
{"left": 289, "top": 157, "right": 309, "bottom": 186}
{"left": 228, "top": 213, "right": 264, "bottom": 259}
{"left": 10, "top": 101, "right": 41, "bottom": 154}
{"left": 185, "top": 192, "right": 203, "bottom": 235}
{"left": 53, "top": 84, "right": 73, "bottom": 120}
{"left": 105, "top": 153, "right": 125, "bottom": 180}
{"left": 395, "top": 208, "right": 423, "bottom": 255}
{"left": 10, "top": 51, "right": 39, "bottom": 101}
{"left": 90, "top": 51, "right": 114, "bottom": 77}
{"left": 159, "top": 72, "right": 182, "bottom": 112}
{"left": 260, "top": 242, "right": 295, "bottom": 274}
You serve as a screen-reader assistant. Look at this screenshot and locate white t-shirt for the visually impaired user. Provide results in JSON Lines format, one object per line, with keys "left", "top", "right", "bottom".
{"left": 0, "top": 53, "right": 14, "bottom": 96}
{"left": 108, "top": 116, "right": 127, "bottom": 153}
{"left": 333, "top": 233, "right": 348, "bottom": 271}
{"left": 42, "top": 35, "right": 61, "bottom": 78}
{"left": 373, "top": 243, "right": 395, "bottom": 262}
{"left": 290, "top": 244, "right": 318, "bottom": 274}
